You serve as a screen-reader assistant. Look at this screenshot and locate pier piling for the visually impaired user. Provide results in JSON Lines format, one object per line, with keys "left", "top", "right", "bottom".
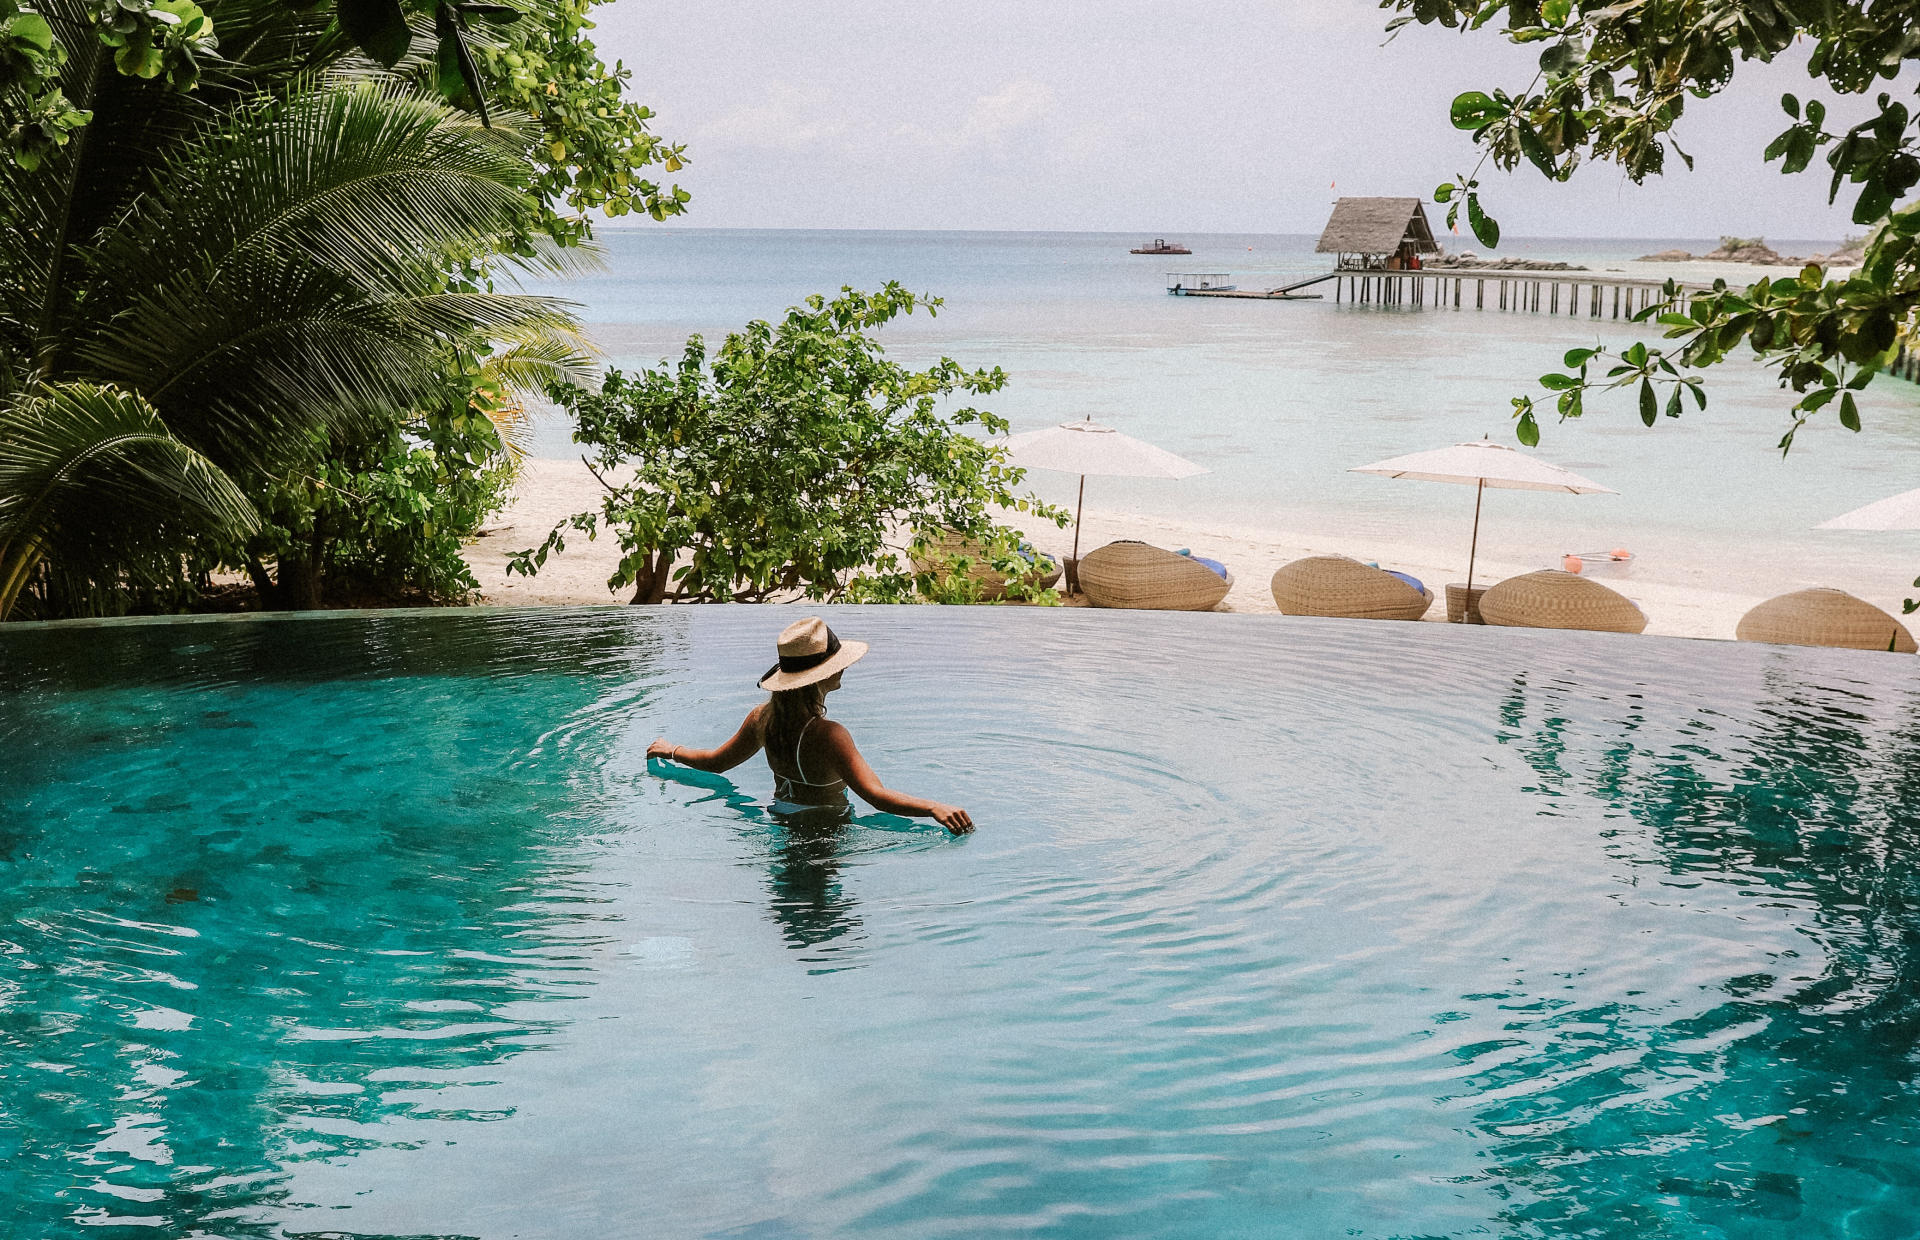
{"left": 1173, "top": 267, "right": 1699, "bottom": 318}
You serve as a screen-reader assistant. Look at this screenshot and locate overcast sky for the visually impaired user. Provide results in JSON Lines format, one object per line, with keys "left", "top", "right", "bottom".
{"left": 595, "top": 1, "right": 1862, "bottom": 241}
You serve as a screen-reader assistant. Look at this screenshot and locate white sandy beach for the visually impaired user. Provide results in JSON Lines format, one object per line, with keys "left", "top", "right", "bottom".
{"left": 465, "top": 458, "right": 1920, "bottom": 641}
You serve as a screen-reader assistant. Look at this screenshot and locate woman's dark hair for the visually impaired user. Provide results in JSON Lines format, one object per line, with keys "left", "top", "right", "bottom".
{"left": 765, "top": 682, "right": 829, "bottom": 761}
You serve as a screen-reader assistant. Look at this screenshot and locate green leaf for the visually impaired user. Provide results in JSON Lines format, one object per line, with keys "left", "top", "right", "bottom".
{"left": 1639, "top": 378, "right": 1656, "bottom": 426}
{"left": 6, "top": 12, "right": 53, "bottom": 52}
{"left": 114, "top": 44, "right": 165, "bottom": 78}
{"left": 1665, "top": 383, "right": 1682, "bottom": 418}
{"left": 1518, "top": 122, "right": 1557, "bottom": 178}
{"left": 1516, "top": 409, "right": 1540, "bottom": 446}
{"left": 1840, "top": 390, "right": 1861, "bottom": 431}
{"left": 435, "top": 34, "right": 468, "bottom": 101}
{"left": 1563, "top": 347, "right": 1596, "bottom": 368}
{"left": 1539, "top": 372, "right": 1579, "bottom": 390}
{"left": 1854, "top": 180, "right": 1894, "bottom": 226}
{"left": 1538, "top": 40, "right": 1579, "bottom": 74}
{"left": 1781, "top": 92, "right": 1799, "bottom": 120}
{"left": 1541, "top": 0, "right": 1571, "bottom": 23}
{"left": 338, "top": 0, "right": 411, "bottom": 68}
{"left": 1466, "top": 194, "right": 1500, "bottom": 248}
{"left": 434, "top": 3, "right": 492, "bottom": 126}
{"left": 1450, "top": 91, "right": 1505, "bottom": 131}
{"left": 1432, "top": 182, "right": 1455, "bottom": 203}
{"left": 1783, "top": 129, "right": 1816, "bottom": 175}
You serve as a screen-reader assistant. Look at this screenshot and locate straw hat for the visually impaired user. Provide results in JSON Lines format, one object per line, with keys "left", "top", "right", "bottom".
{"left": 758, "top": 617, "right": 868, "bottom": 690}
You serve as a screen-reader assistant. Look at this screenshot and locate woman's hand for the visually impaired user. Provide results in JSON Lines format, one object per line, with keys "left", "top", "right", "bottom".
{"left": 930, "top": 803, "right": 974, "bottom": 835}
{"left": 647, "top": 737, "right": 677, "bottom": 762}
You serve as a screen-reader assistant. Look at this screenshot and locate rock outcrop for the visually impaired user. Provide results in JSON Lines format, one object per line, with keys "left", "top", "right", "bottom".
{"left": 1633, "top": 237, "right": 1849, "bottom": 266}
{"left": 1429, "top": 253, "right": 1588, "bottom": 272}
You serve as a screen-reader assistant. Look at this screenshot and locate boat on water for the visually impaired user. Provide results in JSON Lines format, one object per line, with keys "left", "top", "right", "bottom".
{"left": 1131, "top": 238, "right": 1191, "bottom": 255}
{"left": 1166, "top": 272, "right": 1236, "bottom": 294}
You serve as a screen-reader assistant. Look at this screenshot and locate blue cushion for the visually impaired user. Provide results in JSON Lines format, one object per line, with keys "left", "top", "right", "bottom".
{"left": 1175, "top": 548, "right": 1228, "bottom": 580}
{"left": 1385, "top": 570, "right": 1424, "bottom": 595}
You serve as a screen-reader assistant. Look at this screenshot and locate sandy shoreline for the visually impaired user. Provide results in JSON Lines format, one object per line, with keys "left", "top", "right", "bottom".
{"left": 465, "top": 457, "right": 1911, "bottom": 641}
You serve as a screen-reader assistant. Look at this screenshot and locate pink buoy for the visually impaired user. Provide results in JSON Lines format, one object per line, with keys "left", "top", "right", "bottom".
{"left": 1562, "top": 554, "right": 1584, "bottom": 574}
{"left": 1609, "top": 547, "right": 1631, "bottom": 561}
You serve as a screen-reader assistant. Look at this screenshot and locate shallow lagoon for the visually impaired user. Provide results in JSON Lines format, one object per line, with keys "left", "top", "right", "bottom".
{"left": 529, "top": 229, "right": 1920, "bottom": 598}
{"left": 4, "top": 607, "right": 1920, "bottom": 1237}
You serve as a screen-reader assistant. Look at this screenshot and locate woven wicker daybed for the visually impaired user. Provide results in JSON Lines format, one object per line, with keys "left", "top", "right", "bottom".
{"left": 1735, "top": 588, "right": 1917, "bottom": 653}
{"left": 1478, "top": 569, "right": 1647, "bottom": 634}
{"left": 911, "top": 530, "right": 1061, "bottom": 601}
{"left": 1269, "top": 555, "right": 1433, "bottom": 620}
{"left": 1077, "top": 540, "right": 1232, "bottom": 610}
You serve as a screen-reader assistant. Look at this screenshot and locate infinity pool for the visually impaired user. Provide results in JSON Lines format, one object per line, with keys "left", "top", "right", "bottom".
{"left": 4, "top": 607, "right": 1919, "bottom": 1238}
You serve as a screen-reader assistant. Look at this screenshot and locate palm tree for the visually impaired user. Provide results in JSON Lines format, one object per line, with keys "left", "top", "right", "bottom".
{"left": 0, "top": 0, "right": 588, "bottom": 618}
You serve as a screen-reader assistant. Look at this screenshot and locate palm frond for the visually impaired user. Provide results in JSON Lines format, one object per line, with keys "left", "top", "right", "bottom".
{"left": 466, "top": 321, "right": 597, "bottom": 456}
{"left": 90, "top": 82, "right": 544, "bottom": 302}
{"left": 0, "top": 382, "right": 258, "bottom": 617}
{"left": 78, "top": 269, "right": 581, "bottom": 472}
{"left": 482, "top": 323, "right": 595, "bottom": 400}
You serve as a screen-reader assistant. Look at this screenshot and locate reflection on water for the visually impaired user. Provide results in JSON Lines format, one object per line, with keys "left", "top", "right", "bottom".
{"left": 3, "top": 607, "right": 1920, "bottom": 1238}
{"left": 1487, "top": 656, "right": 1920, "bottom": 1235}
{"left": 764, "top": 818, "right": 864, "bottom": 960}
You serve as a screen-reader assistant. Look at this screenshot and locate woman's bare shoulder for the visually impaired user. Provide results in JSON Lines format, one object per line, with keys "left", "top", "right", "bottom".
{"left": 811, "top": 717, "right": 856, "bottom": 751}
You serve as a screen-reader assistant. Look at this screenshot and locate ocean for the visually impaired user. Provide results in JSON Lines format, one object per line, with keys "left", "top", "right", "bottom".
{"left": 519, "top": 228, "right": 1920, "bottom": 601}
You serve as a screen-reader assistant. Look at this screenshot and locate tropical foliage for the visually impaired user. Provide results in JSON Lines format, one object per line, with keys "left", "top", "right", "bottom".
{"left": 0, "top": 0, "right": 668, "bottom": 619}
{"left": 1393, "top": 0, "right": 1920, "bottom": 450}
{"left": 1389, "top": 0, "right": 1920, "bottom": 607}
{"left": 506, "top": 285, "right": 1068, "bottom": 604}
{"left": 0, "top": 0, "right": 687, "bottom": 236}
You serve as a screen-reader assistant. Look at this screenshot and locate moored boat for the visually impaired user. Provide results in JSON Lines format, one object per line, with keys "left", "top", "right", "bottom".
{"left": 1131, "top": 238, "right": 1191, "bottom": 255}
{"left": 1166, "top": 272, "right": 1236, "bottom": 294}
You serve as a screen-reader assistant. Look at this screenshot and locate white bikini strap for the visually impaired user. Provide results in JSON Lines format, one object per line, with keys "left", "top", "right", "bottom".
{"left": 794, "top": 714, "right": 819, "bottom": 784}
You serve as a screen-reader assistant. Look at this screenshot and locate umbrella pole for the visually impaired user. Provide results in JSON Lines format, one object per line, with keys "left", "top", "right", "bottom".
{"left": 1069, "top": 474, "right": 1086, "bottom": 593}
{"left": 1466, "top": 479, "right": 1485, "bottom": 592}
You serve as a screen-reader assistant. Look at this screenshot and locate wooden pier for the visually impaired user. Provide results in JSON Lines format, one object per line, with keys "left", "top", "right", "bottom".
{"left": 1171, "top": 287, "right": 1324, "bottom": 300}
{"left": 1174, "top": 268, "right": 1704, "bottom": 320}
{"left": 1331, "top": 269, "right": 1703, "bottom": 319}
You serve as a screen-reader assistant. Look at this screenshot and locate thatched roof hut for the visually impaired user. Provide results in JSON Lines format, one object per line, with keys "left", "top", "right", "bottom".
{"left": 1315, "top": 198, "right": 1440, "bottom": 270}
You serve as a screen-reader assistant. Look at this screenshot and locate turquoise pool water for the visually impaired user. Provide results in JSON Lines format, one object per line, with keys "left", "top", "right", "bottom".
{"left": 4, "top": 608, "right": 1920, "bottom": 1238}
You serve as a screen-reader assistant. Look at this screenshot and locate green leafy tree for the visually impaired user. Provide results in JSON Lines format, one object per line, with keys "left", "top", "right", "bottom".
{"left": 0, "top": 0, "right": 686, "bottom": 241}
{"left": 1390, "top": 0, "right": 1920, "bottom": 607}
{"left": 0, "top": 0, "right": 672, "bottom": 618}
{"left": 508, "top": 285, "right": 1069, "bottom": 604}
{"left": 0, "top": 81, "right": 581, "bottom": 618}
{"left": 232, "top": 338, "right": 578, "bottom": 607}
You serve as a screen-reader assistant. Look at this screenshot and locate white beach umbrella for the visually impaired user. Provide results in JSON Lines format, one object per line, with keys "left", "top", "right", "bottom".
{"left": 1003, "top": 415, "right": 1207, "bottom": 573}
{"left": 1349, "top": 438, "right": 1615, "bottom": 591}
{"left": 1817, "top": 486, "right": 1920, "bottom": 530}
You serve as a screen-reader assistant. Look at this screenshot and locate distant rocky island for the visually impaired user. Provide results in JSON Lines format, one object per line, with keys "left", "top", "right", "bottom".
{"left": 1429, "top": 253, "right": 1587, "bottom": 272}
{"left": 1636, "top": 235, "right": 1866, "bottom": 267}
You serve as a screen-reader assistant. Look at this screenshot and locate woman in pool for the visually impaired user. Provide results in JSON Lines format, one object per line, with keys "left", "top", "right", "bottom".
{"left": 647, "top": 617, "right": 975, "bottom": 834}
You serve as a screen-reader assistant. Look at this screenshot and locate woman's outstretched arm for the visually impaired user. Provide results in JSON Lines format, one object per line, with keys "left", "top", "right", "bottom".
{"left": 814, "top": 720, "right": 974, "bottom": 834}
{"left": 648, "top": 705, "right": 766, "bottom": 774}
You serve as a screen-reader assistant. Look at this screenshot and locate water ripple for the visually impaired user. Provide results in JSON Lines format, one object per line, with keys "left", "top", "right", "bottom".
{"left": 4, "top": 607, "right": 1920, "bottom": 1237}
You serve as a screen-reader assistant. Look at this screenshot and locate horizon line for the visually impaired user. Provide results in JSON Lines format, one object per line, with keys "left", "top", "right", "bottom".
{"left": 592, "top": 224, "right": 1852, "bottom": 244}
